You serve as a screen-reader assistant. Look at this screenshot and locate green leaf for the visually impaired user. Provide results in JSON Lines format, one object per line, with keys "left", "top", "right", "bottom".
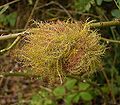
{"left": 96, "top": 0, "right": 103, "bottom": 5}
{"left": 80, "top": 92, "right": 93, "bottom": 101}
{"left": 30, "top": 94, "right": 43, "bottom": 105}
{"left": 116, "top": 76, "right": 120, "bottom": 85}
{"left": 6, "top": 12, "right": 17, "bottom": 26}
{"left": 79, "top": 82, "right": 90, "bottom": 91}
{"left": 27, "top": 0, "right": 33, "bottom": 5}
{"left": 44, "top": 99, "right": 53, "bottom": 105}
{"left": 64, "top": 78, "right": 77, "bottom": 90}
{"left": 117, "top": 0, "right": 120, "bottom": 5}
{"left": 111, "top": 9, "right": 120, "bottom": 18}
{"left": 101, "top": 85, "right": 109, "bottom": 94}
{"left": 53, "top": 86, "right": 65, "bottom": 96}
{"left": 65, "top": 93, "right": 76, "bottom": 105}
{"left": 117, "top": 0, "right": 120, "bottom": 2}
{"left": 101, "top": 84, "right": 118, "bottom": 96}
{"left": 111, "top": 84, "right": 118, "bottom": 95}
{"left": 0, "top": 14, "right": 6, "bottom": 23}
{"left": 73, "top": 93, "right": 81, "bottom": 103}
{"left": 39, "top": 90, "right": 49, "bottom": 97}
{"left": 74, "top": 0, "right": 94, "bottom": 12}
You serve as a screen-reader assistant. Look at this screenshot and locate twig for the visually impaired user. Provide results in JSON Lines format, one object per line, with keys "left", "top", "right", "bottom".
{"left": 35, "top": 1, "right": 72, "bottom": 18}
{"left": 24, "top": 0, "right": 39, "bottom": 29}
{"left": 1, "top": 33, "right": 120, "bottom": 45}
{"left": 100, "top": 68, "right": 116, "bottom": 104}
{"left": 0, "top": 31, "right": 28, "bottom": 41}
{"left": 0, "top": 36, "right": 21, "bottom": 53}
{"left": 0, "top": 31, "right": 29, "bottom": 53}
{"left": 0, "top": 20, "right": 119, "bottom": 41}
{"left": 0, "top": 72, "right": 40, "bottom": 77}
{"left": 39, "top": 86, "right": 52, "bottom": 92}
{"left": 56, "top": 59, "right": 63, "bottom": 84}
{"left": 101, "top": 37, "right": 120, "bottom": 44}
{"left": 0, "top": 20, "right": 120, "bottom": 53}
{"left": 90, "top": 19, "right": 120, "bottom": 28}
{"left": 0, "top": 29, "right": 25, "bottom": 33}
{"left": 113, "top": 0, "right": 120, "bottom": 10}
{"left": 35, "top": 1, "right": 55, "bottom": 9}
{"left": 0, "top": 0, "right": 20, "bottom": 9}
{"left": 0, "top": 20, "right": 120, "bottom": 41}
{"left": 0, "top": 33, "right": 19, "bottom": 41}
{"left": 0, "top": 5, "right": 9, "bottom": 15}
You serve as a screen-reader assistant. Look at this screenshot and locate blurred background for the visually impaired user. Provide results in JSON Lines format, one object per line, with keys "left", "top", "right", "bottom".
{"left": 0, "top": 0, "right": 120, "bottom": 104}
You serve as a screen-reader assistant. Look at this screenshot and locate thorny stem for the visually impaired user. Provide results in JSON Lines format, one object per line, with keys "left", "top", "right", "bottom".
{"left": 35, "top": 1, "right": 72, "bottom": 18}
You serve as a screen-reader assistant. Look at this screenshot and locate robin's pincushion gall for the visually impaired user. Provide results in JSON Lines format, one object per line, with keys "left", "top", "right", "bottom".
{"left": 13, "top": 21, "right": 105, "bottom": 84}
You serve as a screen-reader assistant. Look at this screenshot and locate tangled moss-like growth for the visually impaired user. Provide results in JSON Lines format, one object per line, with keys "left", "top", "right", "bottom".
{"left": 13, "top": 21, "right": 105, "bottom": 84}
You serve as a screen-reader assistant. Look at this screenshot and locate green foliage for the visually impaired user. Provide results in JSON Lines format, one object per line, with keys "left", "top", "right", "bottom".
{"left": 111, "top": 9, "right": 120, "bottom": 18}
{"left": 0, "top": 3, "right": 17, "bottom": 27}
{"left": 96, "top": 0, "right": 103, "bottom": 5}
{"left": 79, "top": 92, "right": 93, "bottom": 101}
{"left": 30, "top": 78, "right": 107, "bottom": 105}
{"left": 31, "top": 90, "right": 55, "bottom": 105}
{"left": 74, "top": 0, "right": 94, "bottom": 12}
{"left": 1, "top": 0, "right": 120, "bottom": 104}
{"left": 0, "top": 12, "right": 17, "bottom": 27}
{"left": 79, "top": 82, "right": 90, "bottom": 91}
{"left": 64, "top": 78, "right": 77, "bottom": 90}
{"left": 74, "top": 0, "right": 120, "bottom": 19}
{"left": 30, "top": 77, "right": 120, "bottom": 104}
{"left": 53, "top": 86, "right": 65, "bottom": 97}
{"left": 27, "top": 0, "right": 33, "bottom": 5}
{"left": 73, "top": 4, "right": 120, "bottom": 103}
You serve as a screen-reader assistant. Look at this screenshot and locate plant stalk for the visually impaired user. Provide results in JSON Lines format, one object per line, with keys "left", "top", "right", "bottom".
{"left": 0, "top": 20, "right": 120, "bottom": 41}
{"left": 0, "top": 72, "right": 40, "bottom": 77}
{"left": 90, "top": 19, "right": 120, "bottom": 28}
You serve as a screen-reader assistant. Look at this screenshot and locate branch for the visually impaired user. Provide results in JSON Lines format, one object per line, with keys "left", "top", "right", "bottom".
{"left": 0, "top": 29, "right": 25, "bottom": 33}
{"left": 0, "top": 36, "right": 21, "bottom": 53}
{"left": 0, "top": 20, "right": 120, "bottom": 41}
{"left": 0, "top": 33, "right": 20, "bottom": 41}
{"left": 0, "top": 72, "right": 40, "bottom": 77}
{"left": 101, "top": 37, "right": 120, "bottom": 44}
{"left": 0, "top": 20, "right": 120, "bottom": 53}
{"left": 0, "top": 31, "right": 29, "bottom": 53}
{"left": 90, "top": 19, "right": 120, "bottom": 28}
{"left": 0, "top": 0, "right": 20, "bottom": 9}
{"left": 24, "top": 0, "right": 40, "bottom": 29}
